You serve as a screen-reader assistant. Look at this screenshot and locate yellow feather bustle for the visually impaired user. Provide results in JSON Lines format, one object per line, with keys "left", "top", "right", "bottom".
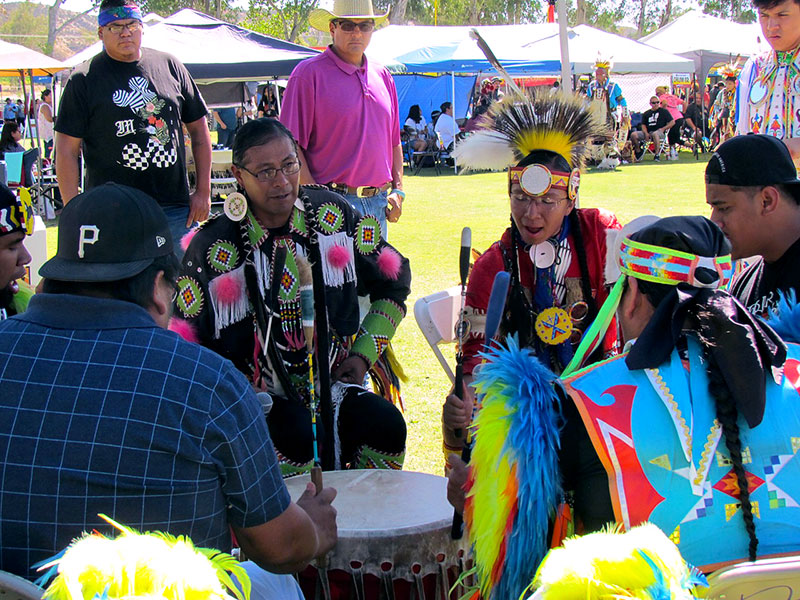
{"left": 39, "top": 515, "right": 251, "bottom": 600}
{"left": 453, "top": 89, "right": 609, "bottom": 173}
{"left": 528, "top": 523, "right": 705, "bottom": 600}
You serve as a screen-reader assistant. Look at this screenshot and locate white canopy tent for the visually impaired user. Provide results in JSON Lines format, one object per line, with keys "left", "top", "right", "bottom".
{"left": 641, "top": 11, "right": 766, "bottom": 82}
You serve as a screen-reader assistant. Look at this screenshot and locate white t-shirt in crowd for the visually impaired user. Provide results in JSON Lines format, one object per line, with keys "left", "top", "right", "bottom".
{"left": 434, "top": 112, "right": 457, "bottom": 148}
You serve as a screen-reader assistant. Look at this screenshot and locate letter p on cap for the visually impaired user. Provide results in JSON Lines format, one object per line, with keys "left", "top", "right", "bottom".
{"left": 78, "top": 225, "right": 100, "bottom": 258}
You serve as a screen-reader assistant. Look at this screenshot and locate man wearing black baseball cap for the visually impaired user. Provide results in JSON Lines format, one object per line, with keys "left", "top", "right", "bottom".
{"left": 0, "top": 183, "right": 336, "bottom": 599}
{"left": 706, "top": 134, "right": 800, "bottom": 316}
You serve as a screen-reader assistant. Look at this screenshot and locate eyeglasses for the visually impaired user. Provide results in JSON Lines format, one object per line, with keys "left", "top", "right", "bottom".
{"left": 510, "top": 192, "right": 568, "bottom": 210}
{"left": 106, "top": 21, "right": 142, "bottom": 34}
{"left": 236, "top": 160, "right": 301, "bottom": 182}
{"left": 334, "top": 20, "right": 375, "bottom": 32}
{"left": 650, "top": 100, "right": 660, "bottom": 105}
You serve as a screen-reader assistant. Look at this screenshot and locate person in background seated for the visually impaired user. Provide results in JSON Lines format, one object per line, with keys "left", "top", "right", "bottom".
{"left": 404, "top": 104, "right": 429, "bottom": 153}
{"left": 434, "top": 101, "right": 458, "bottom": 152}
{"left": 0, "top": 121, "right": 37, "bottom": 186}
{"left": 630, "top": 96, "right": 674, "bottom": 161}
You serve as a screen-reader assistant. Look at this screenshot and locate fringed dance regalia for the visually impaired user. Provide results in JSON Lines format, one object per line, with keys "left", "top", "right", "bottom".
{"left": 172, "top": 186, "right": 410, "bottom": 477}
{"left": 464, "top": 216, "right": 800, "bottom": 600}
{"left": 711, "top": 62, "right": 740, "bottom": 143}
{"left": 737, "top": 46, "right": 800, "bottom": 138}
{"left": 586, "top": 59, "right": 630, "bottom": 150}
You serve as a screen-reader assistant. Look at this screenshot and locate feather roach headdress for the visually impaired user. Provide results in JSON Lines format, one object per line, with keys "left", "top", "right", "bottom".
{"left": 528, "top": 524, "right": 707, "bottom": 600}
{"left": 453, "top": 89, "right": 609, "bottom": 180}
{"left": 35, "top": 514, "right": 251, "bottom": 600}
{"left": 721, "top": 56, "right": 741, "bottom": 80}
{"left": 594, "top": 56, "right": 613, "bottom": 71}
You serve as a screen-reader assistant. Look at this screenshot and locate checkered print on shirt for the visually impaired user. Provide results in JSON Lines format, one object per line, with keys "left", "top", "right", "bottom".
{"left": 0, "top": 300, "right": 289, "bottom": 580}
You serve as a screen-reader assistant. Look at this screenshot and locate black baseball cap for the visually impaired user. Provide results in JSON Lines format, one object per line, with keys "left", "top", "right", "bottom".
{"left": 40, "top": 183, "right": 174, "bottom": 282}
{"left": 705, "top": 134, "right": 800, "bottom": 192}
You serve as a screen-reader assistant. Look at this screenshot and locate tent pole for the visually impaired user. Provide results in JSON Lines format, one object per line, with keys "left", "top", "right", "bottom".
{"left": 557, "top": 0, "right": 572, "bottom": 91}
{"left": 452, "top": 70, "right": 457, "bottom": 174}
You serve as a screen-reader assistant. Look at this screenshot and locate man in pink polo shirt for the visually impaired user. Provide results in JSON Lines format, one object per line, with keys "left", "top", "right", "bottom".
{"left": 280, "top": 0, "right": 404, "bottom": 239}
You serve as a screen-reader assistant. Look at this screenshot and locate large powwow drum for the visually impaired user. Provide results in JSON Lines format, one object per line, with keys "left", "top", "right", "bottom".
{"left": 285, "top": 469, "right": 471, "bottom": 600}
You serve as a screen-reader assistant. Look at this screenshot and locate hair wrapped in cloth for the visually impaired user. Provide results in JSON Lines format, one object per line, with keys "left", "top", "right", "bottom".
{"left": 528, "top": 523, "right": 707, "bottom": 600}
{"left": 35, "top": 514, "right": 250, "bottom": 600}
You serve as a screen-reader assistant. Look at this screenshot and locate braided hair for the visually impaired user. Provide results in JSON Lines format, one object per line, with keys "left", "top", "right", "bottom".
{"left": 703, "top": 344, "right": 759, "bottom": 561}
{"left": 636, "top": 279, "right": 759, "bottom": 561}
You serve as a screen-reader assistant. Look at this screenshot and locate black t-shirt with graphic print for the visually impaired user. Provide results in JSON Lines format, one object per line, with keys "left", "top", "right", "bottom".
{"left": 641, "top": 107, "right": 672, "bottom": 132}
{"left": 56, "top": 48, "right": 207, "bottom": 207}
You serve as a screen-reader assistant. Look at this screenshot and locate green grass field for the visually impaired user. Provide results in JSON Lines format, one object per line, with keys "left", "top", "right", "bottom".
{"left": 43, "top": 153, "right": 712, "bottom": 475}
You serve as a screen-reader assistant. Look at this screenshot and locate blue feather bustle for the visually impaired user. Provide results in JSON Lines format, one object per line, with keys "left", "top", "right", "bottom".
{"left": 474, "top": 335, "right": 564, "bottom": 600}
{"left": 766, "top": 290, "right": 800, "bottom": 345}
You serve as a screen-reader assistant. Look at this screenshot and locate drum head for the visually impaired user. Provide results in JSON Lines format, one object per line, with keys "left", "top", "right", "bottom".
{"left": 284, "top": 470, "right": 471, "bottom": 580}
{"left": 284, "top": 470, "right": 454, "bottom": 537}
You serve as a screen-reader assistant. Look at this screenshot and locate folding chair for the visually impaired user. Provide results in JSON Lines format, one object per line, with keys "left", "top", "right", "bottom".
{"left": 413, "top": 286, "right": 462, "bottom": 384}
{"left": 643, "top": 134, "right": 669, "bottom": 160}
{"left": 0, "top": 570, "right": 44, "bottom": 600}
{"left": 411, "top": 143, "right": 441, "bottom": 176}
{"left": 706, "top": 555, "right": 800, "bottom": 600}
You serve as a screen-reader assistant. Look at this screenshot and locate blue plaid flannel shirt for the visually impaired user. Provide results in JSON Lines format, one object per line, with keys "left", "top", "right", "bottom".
{"left": 0, "top": 294, "right": 290, "bottom": 580}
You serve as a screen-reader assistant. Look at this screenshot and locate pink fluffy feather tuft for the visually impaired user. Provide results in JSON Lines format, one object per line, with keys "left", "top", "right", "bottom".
{"left": 181, "top": 228, "right": 199, "bottom": 252}
{"left": 169, "top": 318, "right": 200, "bottom": 344}
{"left": 214, "top": 271, "right": 245, "bottom": 306}
{"left": 328, "top": 244, "right": 351, "bottom": 270}
{"left": 377, "top": 247, "right": 402, "bottom": 280}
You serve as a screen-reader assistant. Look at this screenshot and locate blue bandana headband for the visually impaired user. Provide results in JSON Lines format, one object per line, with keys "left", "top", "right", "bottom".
{"left": 98, "top": 4, "right": 143, "bottom": 27}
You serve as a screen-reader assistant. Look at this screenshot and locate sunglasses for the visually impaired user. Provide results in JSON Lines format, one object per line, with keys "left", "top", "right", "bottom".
{"left": 335, "top": 20, "right": 375, "bottom": 32}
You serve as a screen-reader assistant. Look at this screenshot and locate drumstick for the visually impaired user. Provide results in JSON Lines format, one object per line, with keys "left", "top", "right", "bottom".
{"left": 468, "top": 29, "right": 525, "bottom": 98}
{"left": 451, "top": 271, "right": 510, "bottom": 539}
{"left": 453, "top": 227, "right": 472, "bottom": 440}
{"left": 298, "top": 255, "right": 323, "bottom": 494}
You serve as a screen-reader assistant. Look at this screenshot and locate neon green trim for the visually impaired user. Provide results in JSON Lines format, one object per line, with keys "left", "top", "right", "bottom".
{"left": 623, "top": 237, "right": 697, "bottom": 260}
{"left": 561, "top": 277, "right": 624, "bottom": 378}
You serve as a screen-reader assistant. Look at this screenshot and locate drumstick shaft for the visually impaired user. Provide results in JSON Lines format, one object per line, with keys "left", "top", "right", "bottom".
{"left": 451, "top": 271, "right": 510, "bottom": 540}
{"left": 453, "top": 227, "right": 471, "bottom": 439}
{"left": 311, "top": 465, "right": 323, "bottom": 495}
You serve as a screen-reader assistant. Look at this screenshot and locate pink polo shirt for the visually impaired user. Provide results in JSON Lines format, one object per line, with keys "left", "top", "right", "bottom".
{"left": 280, "top": 47, "right": 400, "bottom": 188}
{"left": 658, "top": 92, "right": 684, "bottom": 121}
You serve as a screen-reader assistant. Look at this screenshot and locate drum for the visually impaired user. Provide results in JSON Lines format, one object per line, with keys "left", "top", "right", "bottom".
{"left": 284, "top": 469, "right": 471, "bottom": 600}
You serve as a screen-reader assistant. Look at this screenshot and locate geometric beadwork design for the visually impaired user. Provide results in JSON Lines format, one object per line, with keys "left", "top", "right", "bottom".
{"left": 723, "top": 500, "right": 759, "bottom": 522}
{"left": 716, "top": 451, "right": 732, "bottom": 467}
{"left": 317, "top": 202, "right": 344, "bottom": 235}
{"left": 175, "top": 276, "right": 204, "bottom": 318}
{"left": 669, "top": 525, "right": 680, "bottom": 544}
{"left": 277, "top": 243, "right": 299, "bottom": 303}
{"left": 792, "top": 437, "right": 800, "bottom": 454}
{"left": 356, "top": 215, "right": 381, "bottom": 255}
{"left": 741, "top": 446, "right": 753, "bottom": 465}
{"left": 207, "top": 240, "right": 239, "bottom": 273}
{"left": 713, "top": 468, "right": 765, "bottom": 499}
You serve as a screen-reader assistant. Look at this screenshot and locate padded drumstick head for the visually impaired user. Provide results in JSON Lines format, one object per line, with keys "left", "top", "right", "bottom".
{"left": 484, "top": 271, "right": 510, "bottom": 344}
{"left": 460, "top": 227, "right": 472, "bottom": 286}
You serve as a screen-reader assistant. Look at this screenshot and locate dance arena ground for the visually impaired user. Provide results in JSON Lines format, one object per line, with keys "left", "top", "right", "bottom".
{"left": 43, "top": 154, "right": 711, "bottom": 475}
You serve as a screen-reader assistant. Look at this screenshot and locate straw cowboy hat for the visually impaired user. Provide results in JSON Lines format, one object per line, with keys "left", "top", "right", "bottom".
{"left": 308, "top": 0, "right": 390, "bottom": 32}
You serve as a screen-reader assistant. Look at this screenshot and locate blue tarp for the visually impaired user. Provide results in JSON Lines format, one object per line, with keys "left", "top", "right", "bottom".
{"left": 394, "top": 43, "right": 560, "bottom": 74}
{"left": 394, "top": 74, "right": 476, "bottom": 123}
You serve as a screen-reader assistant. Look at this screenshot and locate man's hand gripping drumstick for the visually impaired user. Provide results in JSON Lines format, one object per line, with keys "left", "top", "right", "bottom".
{"left": 450, "top": 271, "right": 511, "bottom": 539}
